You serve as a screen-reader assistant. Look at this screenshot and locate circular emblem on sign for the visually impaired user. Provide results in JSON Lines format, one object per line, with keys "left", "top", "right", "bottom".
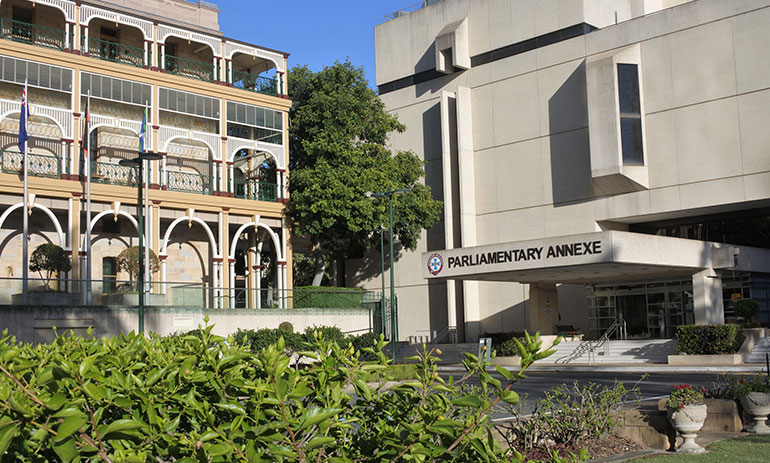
{"left": 427, "top": 253, "right": 443, "bottom": 276}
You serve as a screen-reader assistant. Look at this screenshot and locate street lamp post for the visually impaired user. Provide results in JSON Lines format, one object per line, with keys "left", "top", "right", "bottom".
{"left": 120, "top": 152, "right": 162, "bottom": 333}
{"left": 377, "top": 225, "right": 386, "bottom": 335}
{"left": 368, "top": 188, "right": 410, "bottom": 362}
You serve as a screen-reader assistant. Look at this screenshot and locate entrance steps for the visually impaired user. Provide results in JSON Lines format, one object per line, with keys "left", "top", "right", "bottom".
{"left": 746, "top": 337, "right": 770, "bottom": 364}
{"left": 393, "top": 339, "right": 677, "bottom": 365}
{"left": 540, "top": 339, "right": 677, "bottom": 364}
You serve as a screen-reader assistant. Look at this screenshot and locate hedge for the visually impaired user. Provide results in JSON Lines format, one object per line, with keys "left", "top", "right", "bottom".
{"left": 232, "top": 325, "right": 369, "bottom": 355}
{"left": 483, "top": 331, "right": 526, "bottom": 357}
{"left": 292, "top": 286, "right": 365, "bottom": 308}
{"left": 675, "top": 324, "right": 744, "bottom": 355}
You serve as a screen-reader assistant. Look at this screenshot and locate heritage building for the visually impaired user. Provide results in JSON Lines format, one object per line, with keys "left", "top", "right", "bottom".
{"left": 0, "top": 0, "right": 291, "bottom": 308}
{"left": 349, "top": 0, "right": 770, "bottom": 341}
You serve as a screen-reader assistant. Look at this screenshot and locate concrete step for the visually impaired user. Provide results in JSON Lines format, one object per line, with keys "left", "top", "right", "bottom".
{"left": 746, "top": 337, "right": 770, "bottom": 363}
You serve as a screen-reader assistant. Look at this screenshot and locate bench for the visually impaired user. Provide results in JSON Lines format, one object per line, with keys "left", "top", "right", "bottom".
{"left": 555, "top": 324, "right": 584, "bottom": 341}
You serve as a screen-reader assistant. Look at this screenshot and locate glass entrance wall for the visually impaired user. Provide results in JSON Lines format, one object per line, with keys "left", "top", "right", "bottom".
{"left": 586, "top": 272, "right": 770, "bottom": 339}
{"left": 586, "top": 279, "right": 694, "bottom": 340}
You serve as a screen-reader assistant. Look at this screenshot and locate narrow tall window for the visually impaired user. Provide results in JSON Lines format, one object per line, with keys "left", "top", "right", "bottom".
{"left": 102, "top": 257, "right": 117, "bottom": 294}
{"left": 617, "top": 64, "right": 643, "bottom": 164}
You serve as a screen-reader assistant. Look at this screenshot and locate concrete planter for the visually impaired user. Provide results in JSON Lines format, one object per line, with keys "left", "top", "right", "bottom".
{"left": 489, "top": 356, "right": 521, "bottom": 367}
{"left": 740, "top": 392, "right": 770, "bottom": 434}
{"left": 668, "top": 403, "right": 707, "bottom": 453}
{"left": 101, "top": 293, "right": 167, "bottom": 306}
{"left": 667, "top": 354, "right": 743, "bottom": 365}
{"left": 11, "top": 291, "right": 79, "bottom": 305}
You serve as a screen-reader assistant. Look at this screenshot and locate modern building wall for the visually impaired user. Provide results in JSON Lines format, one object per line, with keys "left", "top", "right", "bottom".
{"left": 357, "top": 0, "right": 770, "bottom": 341}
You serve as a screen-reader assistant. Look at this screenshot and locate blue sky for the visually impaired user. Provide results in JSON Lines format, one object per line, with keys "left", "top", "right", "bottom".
{"left": 215, "top": 0, "right": 412, "bottom": 87}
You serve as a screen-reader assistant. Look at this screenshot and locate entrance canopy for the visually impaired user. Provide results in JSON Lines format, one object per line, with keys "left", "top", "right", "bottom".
{"left": 422, "top": 231, "right": 770, "bottom": 285}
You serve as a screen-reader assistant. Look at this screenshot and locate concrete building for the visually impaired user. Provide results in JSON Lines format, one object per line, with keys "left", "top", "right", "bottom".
{"left": 0, "top": 0, "right": 292, "bottom": 309}
{"left": 348, "top": 0, "right": 770, "bottom": 342}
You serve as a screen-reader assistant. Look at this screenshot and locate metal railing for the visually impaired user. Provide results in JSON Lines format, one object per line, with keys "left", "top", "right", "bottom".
{"left": 587, "top": 319, "right": 627, "bottom": 364}
{"left": 233, "top": 179, "right": 279, "bottom": 202}
{"left": 166, "top": 170, "right": 213, "bottom": 195}
{"left": 91, "top": 161, "right": 138, "bottom": 186}
{"left": 232, "top": 69, "right": 278, "bottom": 96}
{"left": 0, "top": 18, "right": 65, "bottom": 50}
{"left": 385, "top": 0, "right": 442, "bottom": 20}
{"left": 83, "top": 36, "right": 145, "bottom": 68}
{"left": 0, "top": 150, "right": 62, "bottom": 178}
{"left": 165, "top": 55, "right": 215, "bottom": 82}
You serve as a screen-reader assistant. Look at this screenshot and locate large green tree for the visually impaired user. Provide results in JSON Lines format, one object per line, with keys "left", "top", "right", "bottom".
{"left": 288, "top": 61, "right": 441, "bottom": 285}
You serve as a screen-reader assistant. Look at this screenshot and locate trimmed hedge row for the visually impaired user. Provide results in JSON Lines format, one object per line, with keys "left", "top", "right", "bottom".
{"left": 292, "top": 286, "right": 365, "bottom": 308}
{"left": 231, "top": 325, "right": 379, "bottom": 359}
{"left": 482, "top": 331, "right": 526, "bottom": 357}
{"left": 675, "top": 324, "right": 744, "bottom": 355}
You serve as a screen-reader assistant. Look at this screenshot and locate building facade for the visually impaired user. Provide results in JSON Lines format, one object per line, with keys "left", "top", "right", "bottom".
{"left": 0, "top": 0, "right": 292, "bottom": 309}
{"left": 349, "top": 0, "right": 770, "bottom": 341}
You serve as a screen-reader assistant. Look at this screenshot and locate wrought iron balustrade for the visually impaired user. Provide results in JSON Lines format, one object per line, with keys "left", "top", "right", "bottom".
{"left": 232, "top": 69, "right": 278, "bottom": 96}
{"left": 0, "top": 18, "right": 65, "bottom": 50}
{"left": 165, "top": 55, "right": 215, "bottom": 82}
{"left": 91, "top": 161, "right": 138, "bottom": 186}
{"left": 166, "top": 170, "right": 212, "bottom": 195}
{"left": 0, "top": 150, "right": 61, "bottom": 178}
{"left": 83, "top": 37, "right": 145, "bottom": 68}
{"left": 233, "top": 179, "right": 279, "bottom": 202}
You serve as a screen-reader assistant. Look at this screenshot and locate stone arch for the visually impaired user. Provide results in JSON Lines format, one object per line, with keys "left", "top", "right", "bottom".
{"left": 228, "top": 144, "right": 284, "bottom": 170}
{"left": 163, "top": 135, "right": 215, "bottom": 156}
{"left": 0, "top": 202, "right": 66, "bottom": 247}
{"left": 88, "top": 210, "right": 139, "bottom": 238}
{"left": 160, "top": 216, "right": 218, "bottom": 258}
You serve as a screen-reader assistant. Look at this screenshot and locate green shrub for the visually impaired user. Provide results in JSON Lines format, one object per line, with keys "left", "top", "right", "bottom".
{"left": 278, "top": 321, "right": 294, "bottom": 333}
{"left": 304, "top": 325, "right": 346, "bottom": 345}
{"left": 292, "top": 286, "right": 365, "bottom": 308}
{"left": 483, "top": 331, "right": 525, "bottom": 357}
{"left": 675, "top": 324, "right": 744, "bottom": 355}
{"left": 736, "top": 299, "right": 760, "bottom": 323}
{"left": 233, "top": 327, "right": 304, "bottom": 353}
{"left": 0, "top": 324, "right": 564, "bottom": 462}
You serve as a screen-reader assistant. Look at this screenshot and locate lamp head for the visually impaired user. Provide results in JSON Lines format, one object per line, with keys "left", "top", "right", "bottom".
{"left": 140, "top": 152, "right": 163, "bottom": 161}
{"left": 119, "top": 159, "right": 139, "bottom": 168}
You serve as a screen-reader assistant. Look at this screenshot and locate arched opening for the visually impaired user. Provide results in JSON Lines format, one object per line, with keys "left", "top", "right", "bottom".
{"left": 163, "top": 36, "right": 215, "bottom": 82}
{"left": 0, "top": 113, "right": 63, "bottom": 178}
{"left": 161, "top": 217, "right": 217, "bottom": 308}
{"left": 230, "top": 226, "right": 279, "bottom": 309}
{"left": 230, "top": 51, "right": 278, "bottom": 96}
{"left": 233, "top": 150, "right": 278, "bottom": 202}
{"left": 164, "top": 138, "right": 213, "bottom": 195}
{"left": 89, "top": 126, "right": 140, "bottom": 186}
{"left": 0, "top": 0, "right": 68, "bottom": 51}
{"left": 83, "top": 18, "right": 146, "bottom": 68}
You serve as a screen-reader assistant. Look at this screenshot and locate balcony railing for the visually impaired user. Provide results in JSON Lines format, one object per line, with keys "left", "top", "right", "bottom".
{"left": 83, "top": 37, "right": 145, "bottom": 68}
{"left": 0, "top": 150, "right": 62, "bottom": 178}
{"left": 91, "top": 161, "right": 138, "bottom": 186}
{"left": 0, "top": 18, "right": 65, "bottom": 51}
{"left": 166, "top": 170, "right": 213, "bottom": 195}
{"left": 232, "top": 69, "right": 278, "bottom": 97}
{"left": 165, "top": 55, "right": 215, "bottom": 82}
{"left": 233, "top": 179, "right": 280, "bottom": 202}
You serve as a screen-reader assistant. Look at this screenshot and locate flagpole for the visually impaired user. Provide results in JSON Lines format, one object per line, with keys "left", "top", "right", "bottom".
{"left": 85, "top": 90, "right": 92, "bottom": 304}
{"left": 143, "top": 101, "right": 150, "bottom": 306}
{"left": 21, "top": 80, "right": 28, "bottom": 305}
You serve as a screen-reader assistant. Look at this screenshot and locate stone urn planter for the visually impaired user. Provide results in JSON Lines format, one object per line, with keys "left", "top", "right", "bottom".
{"left": 740, "top": 392, "right": 770, "bottom": 434}
{"left": 668, "top": 404, "right": 707, "bottom": 453}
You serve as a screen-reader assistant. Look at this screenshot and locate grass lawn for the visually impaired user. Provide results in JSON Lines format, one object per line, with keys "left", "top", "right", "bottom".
{"left": 631, "top": 435, "right": 770, "bottom": 462}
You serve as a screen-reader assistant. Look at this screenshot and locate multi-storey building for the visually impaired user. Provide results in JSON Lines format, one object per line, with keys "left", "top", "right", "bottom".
{"left": 351, "top": 0, "right": 770, "bottom": 342}
{"left": 0, "top": 0, "right": 292, "bottom": 309}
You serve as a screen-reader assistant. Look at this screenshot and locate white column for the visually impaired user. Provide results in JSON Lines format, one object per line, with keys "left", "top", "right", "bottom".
{"left": 160, "top": 44, "right": 166, "bottom": 70}
{"left": 229, "top": 259, "right": 235, "bottom": 308}
{"left": 161, "top": 154, "right": 168, "bottom": 187}
{"left": 213, "top": 57, "right": 218, "bottom": 81}
{"left": 82, "top": 26, "right": 89, "bottom": 54}
{"left": 255, "top": 242, "right": 263, "bottom": 309}
{"left": 65, "top": 23, "right": 71, "bottom": 51}
{"left": 277, "top": 262, "right": 285, "bottom": 309}
{"left": 227, "top": 60, "right": 233, "bottom": 84}
{"left": 693, "top": 268, "right": 725, "bottom": 326}
{"left": 160, "top": 256, "right": 167, "bottom": 294}
{"left": 228, "top": 162, "right": 234, "bottom": 195}
{"left": 144, "top": 41, "right": 149, "bottom": 67}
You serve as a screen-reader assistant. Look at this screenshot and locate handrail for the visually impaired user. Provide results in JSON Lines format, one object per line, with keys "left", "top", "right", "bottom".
{"left": 165, "top": 55, "right": 215, "bottom": 82}
{"left": 83, "top": 36, "right": 145, "bottom": 68}
{"left": 233, "top": 178, "right": 279, "bottom": 202}
{"left": 91, "top": 161, "right": 137, "bottom": 186}
{"left": 430, "top": 325, "right": 457, "bottom": 344}
{"left": 0, "top": 150, "right": 62, "bottom": 178}
{"left": 587, "top": 319, "right": 627, "bottom": 364}
{"left": 232, "top": 69, "right": 277, "bottom": 96}
{"left": 166, "top": 170, "right": 213, "bottom": 195}
{"left": 0, "top": 17, "right": 65, "bottom": 51}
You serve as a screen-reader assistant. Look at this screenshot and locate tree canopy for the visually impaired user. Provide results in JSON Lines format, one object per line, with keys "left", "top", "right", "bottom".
{"left": 287, "top": 61, "right": 441, "bottom": 266}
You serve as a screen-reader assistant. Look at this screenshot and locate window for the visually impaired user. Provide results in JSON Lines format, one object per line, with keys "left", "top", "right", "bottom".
{"left": 159, "top": 88, "right": 220, "bottom": 120}
{"left": 0, "top": 55, "right": 72, "bottom": 92}
{"left": 617, "top": 64, "right": 643, "bottom": 164}
{"left": 102, "top": 257, "right": 117, "bottom": 294}
{"left": 226, "top": 101, "right": 283, "bottom": 145}
{"left": 81, "top": 72, "right": 151, "bottom": 106}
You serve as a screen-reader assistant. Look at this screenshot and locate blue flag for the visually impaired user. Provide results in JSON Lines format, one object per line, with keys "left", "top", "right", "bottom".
{"left": 139, "top": 107, "right": 146, "bottom": 153}
{"left": 18, "top": 82, "right": 28, "bottom": 153}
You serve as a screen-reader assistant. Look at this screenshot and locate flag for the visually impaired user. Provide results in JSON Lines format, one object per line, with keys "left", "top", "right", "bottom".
{"left": 81, "top": 99, "right": 90, "bottom": 159}
{"left": 18, "top": 82, "right": 28, "bottom": 153}
{"left": 139, "top": 107, "right": 147, "bottom": 153}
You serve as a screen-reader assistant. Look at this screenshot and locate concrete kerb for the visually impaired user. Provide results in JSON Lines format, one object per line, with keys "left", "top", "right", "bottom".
{"left": 435, "top": 364, "right": 770, "bottom": 374}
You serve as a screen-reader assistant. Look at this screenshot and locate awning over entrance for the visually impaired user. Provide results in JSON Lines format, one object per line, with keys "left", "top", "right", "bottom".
{"left": 422, "top": 231, "right": 770, "bottom": 285}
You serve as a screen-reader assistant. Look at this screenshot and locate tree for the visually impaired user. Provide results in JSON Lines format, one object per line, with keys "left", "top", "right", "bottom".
{"left": 116, "top": 246, "right": 159, "bottom": 286}
{"left": 288, "top": 61, "right": 442, "bottom": 285}
{"left": 29, "top": 243, "right": 72, "bottom": 290}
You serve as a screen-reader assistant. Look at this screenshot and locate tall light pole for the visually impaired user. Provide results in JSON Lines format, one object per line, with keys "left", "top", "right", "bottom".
{"left": 376, "top": 225, "right": 386, "bottom": 335}
{"left": 120, "top": 151, "right": 162, "bottom": 333}
{"left": 368, "top": 188, "right": 410, "bottom": 362}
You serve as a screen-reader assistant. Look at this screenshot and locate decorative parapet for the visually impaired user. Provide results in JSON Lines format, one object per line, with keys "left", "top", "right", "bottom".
{"left": 226, "top": 136, "right": 285, "bottom": 170}
{"left": 224, "top": 41, "right": 284, "bottom": 73}
{"left": 79, "top": 4, "right": 153, "bottom": 40}
{"left": 157, "top": 24, "right": 222, "bottom": 57}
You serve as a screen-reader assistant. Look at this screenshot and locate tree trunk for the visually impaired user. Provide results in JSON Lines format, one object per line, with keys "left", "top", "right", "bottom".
{"left": 311, "top": 251, "right": 325, "bottom": 287}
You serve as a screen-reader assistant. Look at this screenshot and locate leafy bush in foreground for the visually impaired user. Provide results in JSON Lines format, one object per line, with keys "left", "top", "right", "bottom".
{"left": 0, "top": 325, "right": 575, "bottom": 462}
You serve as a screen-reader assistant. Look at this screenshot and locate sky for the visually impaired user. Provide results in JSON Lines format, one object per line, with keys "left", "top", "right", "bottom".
{"left": 214, "top": 0, "right": 414, "bottom": 88}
